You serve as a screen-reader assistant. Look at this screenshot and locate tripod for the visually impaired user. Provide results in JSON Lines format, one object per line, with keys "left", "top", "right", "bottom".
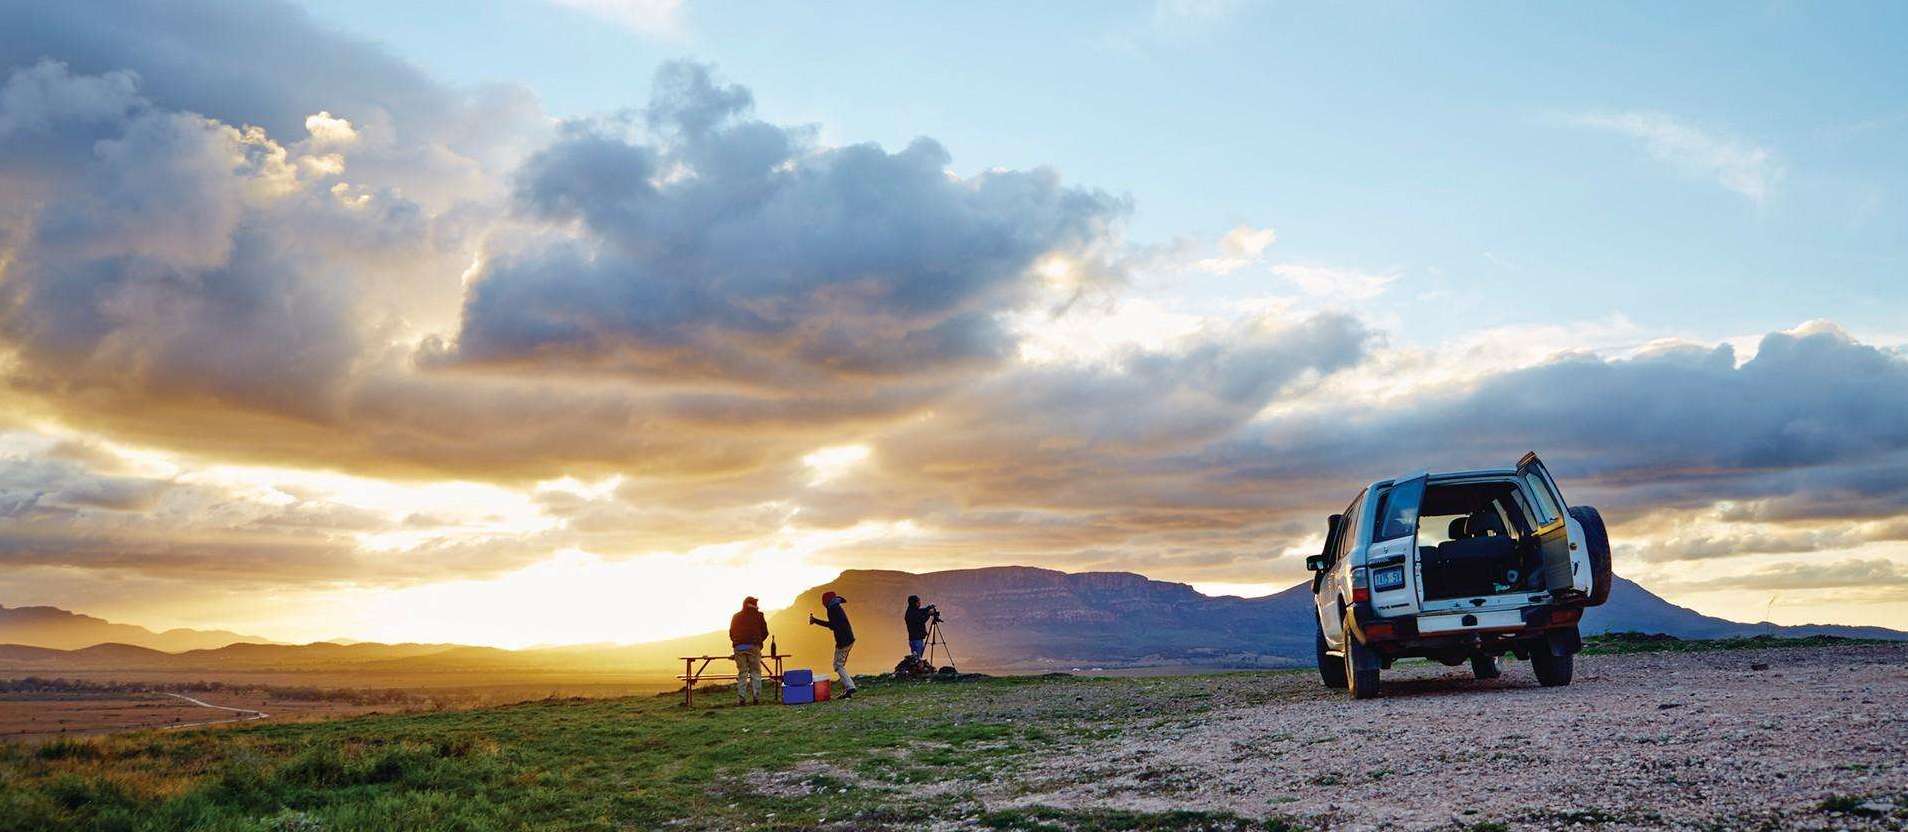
{"left": 923, "top": 616, "right": 956, "bottom": 672}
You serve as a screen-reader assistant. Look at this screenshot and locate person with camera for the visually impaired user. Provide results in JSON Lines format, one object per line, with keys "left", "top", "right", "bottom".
{"left": 904, "top": 595, "right": 935, "bottom": 663}
{"left": 807, "top": 591, "right": 857, "bottom": 698}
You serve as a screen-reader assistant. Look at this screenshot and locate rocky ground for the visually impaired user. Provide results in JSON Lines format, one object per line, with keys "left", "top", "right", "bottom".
{"left": 972, "top": 644, "right": 1908, "bottom": 830}
{"left": 8, "top": 641, "right": 1903, "bottom": 830}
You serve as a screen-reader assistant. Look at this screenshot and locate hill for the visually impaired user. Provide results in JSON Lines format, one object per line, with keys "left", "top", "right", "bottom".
{"left": 731, "top": 568, "right": 1907, "bottom": 673}
{"left": 742, "top": 567, "right": 1315, "bottom": 672}
{"left": 1579, "top": 577, "right": 1908, "bottom": 640}
{"left": 2, "top": 569, "right": 1901, "bottom": 680}
{"left": 0, "top": 605, "right": 270, "bottom": 652}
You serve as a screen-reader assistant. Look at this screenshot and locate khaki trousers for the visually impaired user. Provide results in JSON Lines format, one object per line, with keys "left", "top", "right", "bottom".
{"left": 732, "top": 645, "right": 763, "bottom": 703}
{"left": 832, "top": 644, "right": 856, "bottom": 691}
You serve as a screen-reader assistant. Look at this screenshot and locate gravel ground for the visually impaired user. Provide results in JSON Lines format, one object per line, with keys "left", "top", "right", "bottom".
{"left": 983, "top": 644, "right": 1908, "bottom": 830}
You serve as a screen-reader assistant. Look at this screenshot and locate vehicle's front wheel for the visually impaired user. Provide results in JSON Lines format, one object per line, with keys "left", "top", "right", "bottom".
{"left": 1471, "top": 654, "right": 1501, "bottom": 680}
{"left": 1343, "top": 616, "right": 1380, "bottom": 699}
{"left": 1316, "top": 619, "right": 1347, "bottom": 689}
{"left": 1530, "top": 649, "right": 1573, "bottom": 687}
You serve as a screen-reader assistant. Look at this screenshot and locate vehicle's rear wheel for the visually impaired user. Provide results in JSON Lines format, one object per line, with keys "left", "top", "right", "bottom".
{"left": 1568, "top": 505, "right": 1613, "bottom": 606}
{"left": 1531, "top": 649, "right": 1573, "bottom": 687}
{"left": 1471, "top": 654, "right": 1501, "bottom": 680}
{"left": 1316, "top": 619, "right": 1347, "bottom": 689}
{"left": 1343, "top": 615, "right": 1380, "bottom": 699}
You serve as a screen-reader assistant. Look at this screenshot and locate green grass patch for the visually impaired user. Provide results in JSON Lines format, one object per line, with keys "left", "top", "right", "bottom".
{"left": 0, "top": 672, "right": 1308, "bottom": 831}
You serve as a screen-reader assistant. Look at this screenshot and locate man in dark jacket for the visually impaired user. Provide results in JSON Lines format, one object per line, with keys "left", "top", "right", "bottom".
{"left": 729, "top": 596, "right": 770, "bottom": 705}
{"left": 807, "top": 591, "right": 857, "bottom": 697}
{"left": 904, "top": 595, "right": 932, "bottom": 662}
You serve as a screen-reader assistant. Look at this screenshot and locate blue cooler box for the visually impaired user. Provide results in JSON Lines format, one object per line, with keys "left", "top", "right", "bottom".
{"left": 783, "top": 668, "right": 814, "bottom": 686}
{"left": 782, "top": 684, "right": 815, "bottom": 705}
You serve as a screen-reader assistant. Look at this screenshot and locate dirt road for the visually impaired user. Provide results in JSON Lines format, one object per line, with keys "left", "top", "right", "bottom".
{"left": 158, "top": 692, "right": 269, "bottom": 730}
{"left": 987, "top": 644, "right": 1908, "bottom": 830}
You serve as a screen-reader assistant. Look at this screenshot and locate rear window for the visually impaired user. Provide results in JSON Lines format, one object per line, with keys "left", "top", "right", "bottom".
{"left": 1373, "top": 476, "right": 1425, "bottom": 541}
{"left": 1522, "top": 472, "right": 1561, "bottom": 524}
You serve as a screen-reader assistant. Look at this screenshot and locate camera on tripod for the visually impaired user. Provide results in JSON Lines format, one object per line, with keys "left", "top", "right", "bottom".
{"left": 897, "top": 597, "right": 956, "bottom": 677}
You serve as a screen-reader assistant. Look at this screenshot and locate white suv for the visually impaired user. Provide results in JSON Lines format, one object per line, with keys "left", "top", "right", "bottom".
{"left": 1305, "top": 452, "right": 1612, "bottom": 699}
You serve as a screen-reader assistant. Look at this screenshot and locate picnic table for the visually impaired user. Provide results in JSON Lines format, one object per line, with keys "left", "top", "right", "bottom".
{"left": 676, "top": 651, "right": 791, "bottom": 707}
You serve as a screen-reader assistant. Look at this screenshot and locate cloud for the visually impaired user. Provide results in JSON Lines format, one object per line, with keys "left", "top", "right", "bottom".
{"left": 1628, "top": 519, "right": 1908, "bottom": 563}
{"left": 0, "top": 60, "right": 436, "bottom": 418}
{"left": 1568, "top": 111, "right": 1781, "bottom": 203}
{"left": 1665, "top": 558, "right": 1908, "bottom": 595}
{"left": 1192, "top": 224, "right": 1275, "bottom": 274}
{"left": 1238, "top": 323, "right": 1908, "bottom": 506}
{"left": 430, "top": 61, "right": 1129, "bottom": 388}
{"left": 302, "top": 110, "right": 358, "bottom": 149}
{"left": 0, "top": 59, "right": 138, "bottom": 137}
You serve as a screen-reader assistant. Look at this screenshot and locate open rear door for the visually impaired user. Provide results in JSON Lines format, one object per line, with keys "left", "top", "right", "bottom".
{"left": 1372, "top": 474, "right": 1427, "bottom": 551}
{"left": 1516, "top": 452, "right": 1576, "bottom": 596}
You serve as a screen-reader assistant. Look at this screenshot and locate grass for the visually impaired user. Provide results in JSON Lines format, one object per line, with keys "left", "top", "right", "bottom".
{"left": 0, "top": 672, "right": 1314, "bottom": 832}
{"left": 1580, "top": 632, "right": 1898, "bottom": 655}
{"left": 2, "top": 634, "right": 1891, "bottom": 831}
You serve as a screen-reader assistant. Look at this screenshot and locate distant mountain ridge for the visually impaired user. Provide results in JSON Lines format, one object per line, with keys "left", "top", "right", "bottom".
{"left": 2, "top": 569, "right": 1901, "bottom": 678}
{"left": 724, "top": 567, "right": 1908, "bottom": 673}
{"left": 0, "top": 604, "right": 273, "bottom": 652}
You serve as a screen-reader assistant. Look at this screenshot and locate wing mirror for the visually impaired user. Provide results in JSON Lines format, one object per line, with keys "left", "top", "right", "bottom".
{"left": 1305, "top": 554, "right": 1329, "bottom": 572}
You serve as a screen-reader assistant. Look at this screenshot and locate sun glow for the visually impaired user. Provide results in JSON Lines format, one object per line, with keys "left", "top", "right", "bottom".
{"left": 802, "top": 444, "right": 871, "bottom": 485}
{"left": 313, "top": 520, "right": 919, "bottom": 648}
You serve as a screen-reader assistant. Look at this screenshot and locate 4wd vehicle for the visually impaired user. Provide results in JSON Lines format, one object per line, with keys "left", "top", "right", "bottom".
{"left": 1305, "top": 452, "right": 1612, "bottom": 699}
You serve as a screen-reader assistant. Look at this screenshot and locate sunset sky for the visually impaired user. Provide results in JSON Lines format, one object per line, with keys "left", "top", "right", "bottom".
{"left": 3, "top": 1, "right": 1907, "bottom": 647}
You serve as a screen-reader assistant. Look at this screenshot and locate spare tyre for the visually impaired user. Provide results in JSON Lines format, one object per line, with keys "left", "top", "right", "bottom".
{"left": 1568, "top": 504, "right": 1613, "bottom": 606}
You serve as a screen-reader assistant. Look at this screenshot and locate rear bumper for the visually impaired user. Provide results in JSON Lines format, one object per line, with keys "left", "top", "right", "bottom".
{"left": 1350, "top": 601, "right": 1581, "bottom": 651}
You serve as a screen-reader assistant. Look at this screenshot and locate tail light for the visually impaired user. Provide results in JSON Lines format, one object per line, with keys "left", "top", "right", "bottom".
{"left": 1350, "top": 567, "right": 1370, "bottom": 603}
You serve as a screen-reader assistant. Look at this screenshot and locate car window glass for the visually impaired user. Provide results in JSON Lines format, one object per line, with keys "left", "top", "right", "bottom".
{"left": 1319, "top": 517, "right": 1342, "bottom": 566}
{"left": 1522, "top": 473, "right": 1560, "bottom": 524}
{"left": 1374, "top": 477, "right": 1425, "bottom": 541}
{"left": 1505, "top": 489, "right": 1532, "bottom": 526}
{"left": 1335, "top": 492, "right": 1364, "bottom": 561}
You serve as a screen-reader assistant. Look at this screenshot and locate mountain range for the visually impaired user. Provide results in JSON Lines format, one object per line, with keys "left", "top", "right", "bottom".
{"left": 0, "top": 604, "right": 274, "bottom": 652}
{"left": 2, "top": 568, "right": 1901, "bottom": 681}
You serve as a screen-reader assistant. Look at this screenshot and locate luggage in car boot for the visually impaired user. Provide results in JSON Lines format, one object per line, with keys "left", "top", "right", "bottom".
{"left": 1423, "top": 536, "right": 1518, "bottom": 598}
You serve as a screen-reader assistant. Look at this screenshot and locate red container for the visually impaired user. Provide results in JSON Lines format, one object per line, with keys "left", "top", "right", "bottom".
{"left": 813, "top": 678, "right": 831, "bottom": 701}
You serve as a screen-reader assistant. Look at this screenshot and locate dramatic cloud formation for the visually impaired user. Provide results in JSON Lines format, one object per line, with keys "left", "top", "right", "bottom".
{"left": 433, "top": 62, "right": 1127, "bottom": 388}
{"left": 1244, "top": 323, "right": 1908, "bottom": 499}
{"left": 1, "top": 0, "right": 1905, "bottom": 642}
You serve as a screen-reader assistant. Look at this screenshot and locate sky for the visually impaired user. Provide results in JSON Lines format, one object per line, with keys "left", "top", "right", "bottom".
{"left": 1, "top": 0, "right": 1906, "bottom": 647}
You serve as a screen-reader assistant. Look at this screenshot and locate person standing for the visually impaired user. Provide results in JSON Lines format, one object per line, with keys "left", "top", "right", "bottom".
{"left": 729, "top": 596, "right": 769, "bottom": 706}
{"left": 808, "top": 591, "right": 857, "bottom": 698}
{"left": 904, "top": 595, "right": 931, "bottom": 663}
